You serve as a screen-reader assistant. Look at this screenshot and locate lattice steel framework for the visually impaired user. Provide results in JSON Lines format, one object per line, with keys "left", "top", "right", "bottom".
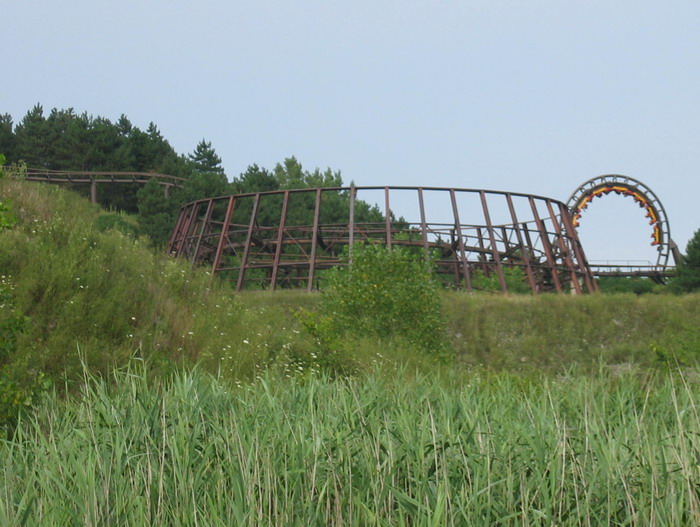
{"left": 169, "top": 186, "right": 598, "bottom": 294}
{"left": 566, "top": 174, "right": 680, "bottom": 272}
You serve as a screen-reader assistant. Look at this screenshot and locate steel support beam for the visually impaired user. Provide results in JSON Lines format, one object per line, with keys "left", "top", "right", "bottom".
{"left": 529, "top": 197, "right": 562, "bottom": 293}
{"left": 449, "top": 189, "right": 472, "bottom": 292}
{"left": 236, "top": 194, "right": 260, "bottom": 292}
{"left": 480, "top": 191, "right": 507, "bottom": 293}
{"left": 307, "top": 189, "right": 322, "bottom": 291}
{"left": 270, "top": 191, "right": 290, "bottom": 290}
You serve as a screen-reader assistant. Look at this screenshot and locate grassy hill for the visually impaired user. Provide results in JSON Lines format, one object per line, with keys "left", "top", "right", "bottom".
{"left": 2, "top": 178, "right": 700, "bottom": 524}
{"left": 1, "top": 177, "right": 698, "bottom": 385}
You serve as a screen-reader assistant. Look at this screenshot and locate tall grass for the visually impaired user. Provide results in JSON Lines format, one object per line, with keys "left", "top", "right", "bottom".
{"left": 1, "top": 364, "right": 699, "bottom": 526}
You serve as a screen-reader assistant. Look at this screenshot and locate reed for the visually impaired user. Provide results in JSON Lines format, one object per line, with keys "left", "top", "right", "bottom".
{"left": 1, "top": 364, "right": 699, "bottom": 526}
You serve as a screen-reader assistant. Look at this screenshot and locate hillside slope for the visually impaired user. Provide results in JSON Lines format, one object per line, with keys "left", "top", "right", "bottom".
{"left": 0, "top": 178, "right": 699, "bottom": 393}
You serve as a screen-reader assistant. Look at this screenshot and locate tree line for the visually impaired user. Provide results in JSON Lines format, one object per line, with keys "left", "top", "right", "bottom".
{"left": 0, "top": 105, "right": 383, "bottom": 245}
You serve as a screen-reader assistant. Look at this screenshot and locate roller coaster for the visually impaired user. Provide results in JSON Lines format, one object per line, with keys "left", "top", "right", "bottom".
{"left": 168, "top": 186, "right": 597, "bottom": 294}
{"left": 17, "top": 168, "right": 186, "bottom": 203}
{"left": 11, "top": 168, "right": 680, "bottom": 293}
{"left": 566, "top": 175, "right": 681, "bottom": 282}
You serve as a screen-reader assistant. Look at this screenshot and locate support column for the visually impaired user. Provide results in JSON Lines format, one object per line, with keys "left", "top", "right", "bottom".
{"left": 237, "top": 194, "right": 261, "bottom": 292}
{"left": 418, "top": 188, "right": 429, "bottom": 263}
{"left": 90, "top": 178, "right": 97, "bottom": 204}
{"left": 449, "top": 189, "right": 472, "bottom": 292}
{"left": 480, "top": 191, "right": 507, "bottom": 293}
{"left": 545, "top": 200, "right": 582, "bottom": 294}
{"left": 348, "top": 186, "right": 356, "bottom": 264}
{"left": 505, "top": 194, "right": 538, "bottom": 293}
{"left": 191, "top": 200, "right": 215, "bottom": 266}
{"left": 307, "top": 189, "right": 322, "bottom": 291}
{"left": 385, "top": 187, "right": 392, "bottom": 249}
{"left": 270, "top": 191, "right": 290, "bottom": 291}
{"left": 529, "top": 197, "right": 563, "bottom": 293}
{"left": 211, "top": 196, "right": 236, "bottom": 279}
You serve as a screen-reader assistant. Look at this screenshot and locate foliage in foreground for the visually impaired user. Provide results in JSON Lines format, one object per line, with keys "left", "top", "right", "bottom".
{"left": 0, "top": 179, "right": 322, "bottom": 434}
{"left": 2, "top": 365, "right": 700, "bottom": 526}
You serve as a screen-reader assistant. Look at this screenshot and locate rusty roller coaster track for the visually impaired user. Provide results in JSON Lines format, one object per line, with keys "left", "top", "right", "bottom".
{"left": 168, "top": 186, "right": 599, "bottom": 294}
{"left": 15, "top": 168, "right": 186, "bottom": 203}
{"left": 13, "top": 168, "right": 678, "bottom": 292}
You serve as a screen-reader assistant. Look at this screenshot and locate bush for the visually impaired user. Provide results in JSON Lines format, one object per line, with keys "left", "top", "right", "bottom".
{"left": 597, "top": 276, "right": 657, "bottom": 295}
{"left": 94, "top": 213, "right": 138, "bottom": 237}
{"left": 304, "top": 244, "right": 446, "bottom": 355}
{"left": 470, "top": 266, "right": 531, "bottom": 293}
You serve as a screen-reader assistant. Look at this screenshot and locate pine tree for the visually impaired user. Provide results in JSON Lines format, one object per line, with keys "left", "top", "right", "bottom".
{"left": 234, "top": 164, "right": 278, "bottom": 193}
{"left": 137, "top": 178, "right": 175, "bottom": 246}
{"left": 673, "top": 229, "right": 700, "bottom": 292}
{"left": 188, "top": 139, "right": 224, "bottom": 175}
{"left": 14, "top": 104, "right": 49, "bottom": 167}
{"left": 0, "top": 114, "right": 16, "bottom": 162}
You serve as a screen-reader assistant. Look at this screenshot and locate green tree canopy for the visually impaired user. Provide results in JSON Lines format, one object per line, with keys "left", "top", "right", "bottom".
{"left": 189, "top": 139, "right": 224, "bottom": 175}
{"left": 672, "top": 229, "right": 700, "bottom": 292}
{"left": 1, "top": 105, "right": 389, "bottom": 247}
{"left": 136, "top": 178, "right": 175, "bottom": 246}
{"left": 0, "top": 116, "right": 16, "bottom": 162}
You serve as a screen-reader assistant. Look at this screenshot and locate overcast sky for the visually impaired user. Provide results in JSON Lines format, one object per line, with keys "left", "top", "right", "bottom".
{"left": 4, "top": 0, "right": 699, "bottom": 263}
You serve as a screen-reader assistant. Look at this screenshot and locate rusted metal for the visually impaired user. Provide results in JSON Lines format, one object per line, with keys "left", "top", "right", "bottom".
{"left": 479, "top": 191, "right": 507, "bottom": 293}
{"left": 556, "top": 201, "right": 597, "bottom": 293}
{"left": 211, "top": 196, "right": 236, "bottom": 276}
{"left": 545, "top": 199, "right": 582, "bottom": 295}
{"left": 449, "top": 189, "right": 473, "bottom": 291}
{"left": 17, "top": 168, "right": 186, "bottom": 204}
{"left": 384, "top": 187, "right": 392, "bottom": 249}
{"left": 475, "top": 227, "right": 489, "bottom": 276}
{"left": 236, "top": 194, "right": 260, "bottom": 291}
{"left": 348, "top": 186, "right": 356, "bottom": 262}
{"left": 169, "top": 186, "right": 597, "bottom": 294}
{"left": 528, "top": 197, "right": 563, "bottom": 293}
{"left": 417, "top": 188, "right": 429, "bottom": 262}
{"left": 21, "top": 166, "right": 671, "bottom": 288}
{"left": 175, "top": 204, "right": 197, "bottom": 259}
{"left": 167, "top": 206, "right": 187, "bottom": 251}
{"left": 191, "top": 200, "right": 215, "bottom": 266}
{"left": 21, "top": 168, "right": 186, "bottom": 187}
{"left": 270, "top": 190, "right": 290, "bottom": 290}
{"left": 307, "top": 188, "right": 322, "bottom": 291}
{"left": 505, "top": 193, "right": 538, "bottom": 293}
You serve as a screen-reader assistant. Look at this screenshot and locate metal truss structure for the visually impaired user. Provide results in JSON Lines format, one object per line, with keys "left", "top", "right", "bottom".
{"left": 169, "top": 186, "right": 598, "bottom": 294}
{"left": 566, "top": 174, "right": 681, "bottom": 280}
{"left": 15, "top": 168, "right": 186, "bottom": 203}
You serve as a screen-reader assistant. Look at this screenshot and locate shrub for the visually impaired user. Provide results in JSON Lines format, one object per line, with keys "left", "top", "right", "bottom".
{"left": 470, "top": 266, "right": 531, "bottom": 293}
{"left": 94, "top": 213, "right": 138, "bottom": 237}
{"left": 597, "top": 276, "right": 657, "bottom": 294}
{"left": 305, "top": 244, "right": 446, "bottom": 355}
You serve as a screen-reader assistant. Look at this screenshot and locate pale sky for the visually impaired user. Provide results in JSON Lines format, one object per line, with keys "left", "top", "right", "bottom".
{"left": 4, "top": 0, "right": 699, "bottom": 263}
